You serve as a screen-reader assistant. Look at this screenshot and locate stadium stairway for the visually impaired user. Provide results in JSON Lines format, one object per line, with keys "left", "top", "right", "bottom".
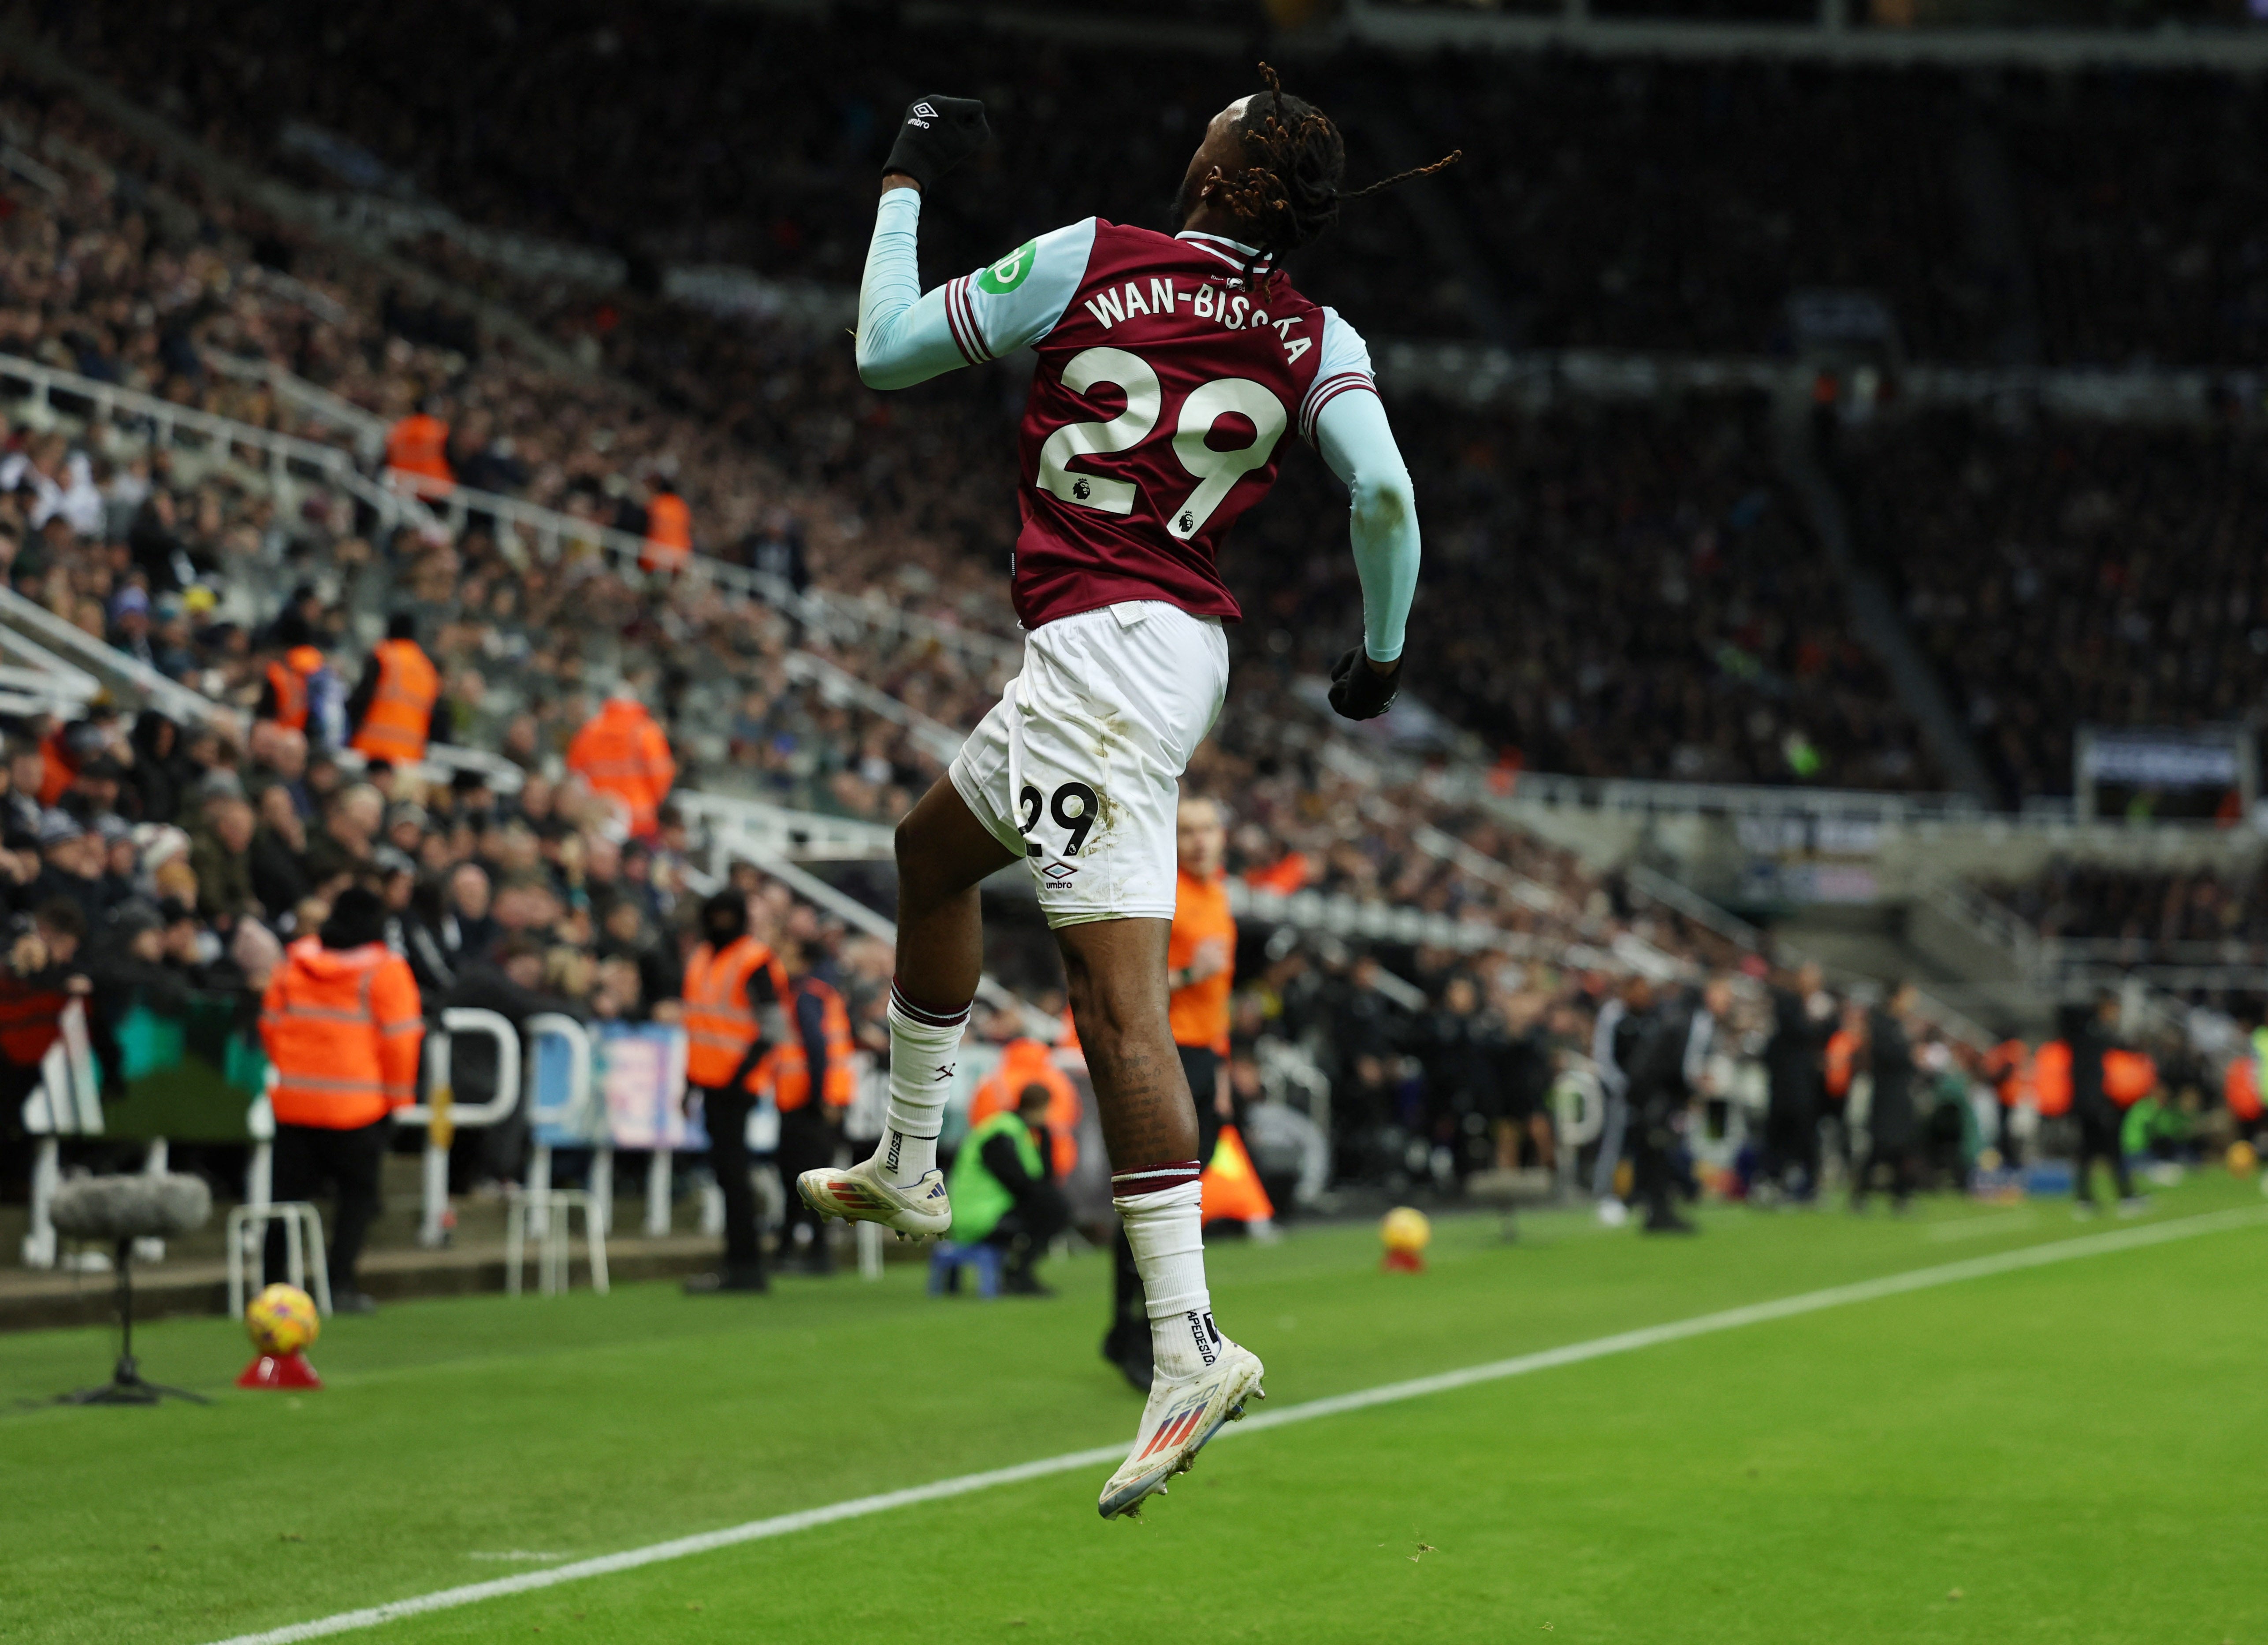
{"left": 1770, "top": 382, "right": 1998, "bottom": 806}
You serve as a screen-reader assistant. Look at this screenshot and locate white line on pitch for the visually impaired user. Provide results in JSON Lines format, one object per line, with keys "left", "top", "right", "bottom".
{"left": 201, "top": 1204, "right": 2268, "bottom": 1645}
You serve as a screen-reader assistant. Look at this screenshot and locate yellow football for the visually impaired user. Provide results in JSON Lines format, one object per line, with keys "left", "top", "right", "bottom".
{"left": 1381, "top": 1206, "right": 1432, "bottom": 1255}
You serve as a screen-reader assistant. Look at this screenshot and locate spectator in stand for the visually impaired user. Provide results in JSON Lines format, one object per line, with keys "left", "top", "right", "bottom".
{"left": 258, "top": 886, "right": 424, "bottom": 1313}
{"left": 247, "top": 783, "right": 311, "bottom": 926}
{"left": 0, "top": 900, "right": 93, "bottom": 1136}
{"left": 31, "top": 813, "right": 106, "bottom": 929}
{"left": 186, "top": 791, "right": 260, "bottom": 930}
{"left": 565, "top": 676, "right": 677, "bottom": 839}
{"left": 306, "top": 783, "right": 383, "bottom": 893}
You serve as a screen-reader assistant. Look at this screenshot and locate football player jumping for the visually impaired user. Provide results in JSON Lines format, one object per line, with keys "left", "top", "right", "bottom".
{"left": 801, "top": 69, "right": 1450, "bottom": 1519}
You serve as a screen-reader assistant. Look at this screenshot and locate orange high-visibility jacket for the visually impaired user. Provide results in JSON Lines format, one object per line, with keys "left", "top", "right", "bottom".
{"left": 384, "top": 413, "right": 454, "bottom": 497}
{"left": 2226, "top": 1055, "right": 2263, "bottom": 1122}
{"left": 1824, "top": 1028, "right": 1859, "bottom": 1099}
{"left": 640, "top": 491, "right": 692, "bottom": 572}
{"left": 682, "top": 936, "right": 788, "bottom": 1093}
{"left": 2033, "top": 1040, "right": 2073, "bottom": 1117}
{"left": 2104, "top": 1049, "right": 2158, "bottom": 1108}
{"left": 1983, "top": 1038, "right": 2033, "bottom": 1108}
{"left": 565, "top": 699, "right": 677, "bottom": 836}
{"left": 260, "top": 937, "right": 424, "bottom": 1129}
{"left": 264, "top": 654, "right": 311, "bottom": 732}
{"left": 967, "top": 1037, "right": 1082, "bottom": 1177}
{"left": 760, "top": 977, "right": 855, "bottom": 1112}
{"left": 1168, "top": 867, "right": 1235, "bottom": 1055}
{"left": 1245, "top": 852, "right": 1309, "bottom": 896}
{"left": 350, "top": 639, "right": 440, "bottom": 765}
{"left": 37, "top": 727, "right": 73, "bottom": 806}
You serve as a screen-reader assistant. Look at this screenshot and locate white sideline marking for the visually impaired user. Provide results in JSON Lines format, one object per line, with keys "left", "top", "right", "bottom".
{"left": 203, "top": 1205, "right": 2268, "bottom": 1645}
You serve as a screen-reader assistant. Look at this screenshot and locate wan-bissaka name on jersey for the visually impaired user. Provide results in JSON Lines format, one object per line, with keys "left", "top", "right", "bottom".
{"left": 940, "top": 220, "right": 1378, "bottom": 631}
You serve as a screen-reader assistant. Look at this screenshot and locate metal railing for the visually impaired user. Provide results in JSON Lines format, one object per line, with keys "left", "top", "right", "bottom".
{"left": 4, "top": 350, "right": 1021, "bottom": 672}
{"left": 0, "top": 351, "right": 435, "bottom": 539}
{"left": 201, "top": 348, "right": 388, "bottom": 464}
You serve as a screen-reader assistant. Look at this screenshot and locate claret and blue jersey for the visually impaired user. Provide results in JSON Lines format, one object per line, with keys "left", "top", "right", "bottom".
{"left": 856, "top": 188, "right": 1416, "bottom": 662}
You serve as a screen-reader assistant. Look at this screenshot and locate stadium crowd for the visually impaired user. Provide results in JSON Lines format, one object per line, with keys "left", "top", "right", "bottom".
{"left": 0, "top": 21, "right": 2259, "bottom": 1275}
{"left": 1985, "top": 858, "right": 2268, "bottom": 962}
{"left": 39, "top": 2, "right": 2268, "bottom": 368}
{"left": 1841, "top": 410, "right": 2268, "bottom": 805}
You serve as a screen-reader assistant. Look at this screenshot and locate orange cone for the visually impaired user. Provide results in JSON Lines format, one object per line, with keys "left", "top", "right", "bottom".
{"left": 1200, "top": 1125, "right": 1274, "bottom": 1225}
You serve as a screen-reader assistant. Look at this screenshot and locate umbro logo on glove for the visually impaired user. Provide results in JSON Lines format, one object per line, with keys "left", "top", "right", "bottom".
{"left": 884, "top": 94, "right": 989, "bottom": 189}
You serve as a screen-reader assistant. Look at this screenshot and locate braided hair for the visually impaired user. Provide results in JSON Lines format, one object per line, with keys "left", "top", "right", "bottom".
{"left": 1207, "top": 63, "right": 1460, "bottom": 281}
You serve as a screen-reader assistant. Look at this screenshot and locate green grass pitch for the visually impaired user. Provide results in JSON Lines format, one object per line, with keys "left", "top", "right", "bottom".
{"left": 5, "top": 1173, "right": 2266, "bottom": 1645}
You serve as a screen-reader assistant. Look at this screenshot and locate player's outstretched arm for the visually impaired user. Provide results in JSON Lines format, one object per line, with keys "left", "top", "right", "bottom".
{"left": 854, "top": 96, "right": 989, "bottom": 391}
{"left": 1316, "top": 390, "right": 1419, "bottom": 720}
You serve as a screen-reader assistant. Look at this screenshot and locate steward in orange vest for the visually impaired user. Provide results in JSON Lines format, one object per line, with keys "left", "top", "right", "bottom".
{"left": 2032, "top": 1040, "right": 2072, "bottom": 1118}
{"left": 565, "top": 692, "right": 678, "bottom": 837}
{"left": 258, "top": 645, "right": 324, "bottom": 734}
{"left": 766, "top": 949, "right": 858, "bottom": 1275}
{"left": 967, "top": 1036, "right": 1081, "bottom": 1179}
{"left": 680, "top": 891, "right": 789, "bottom": 1294}
{"left": 257, "top": 887, "right": 424, "bottom": 1306}
{"left": 765, "top": 976, "right": 856, "bottom": 1114}
{"left": 349, "top": 616, "right": 440, "bottom": 765}
{"left": 639, "top": 476, "right": 692, "bottom": 572}
{"left": 384, "top": 408, "right": 454, "bottom": 498}
{"left": 1982, "top": 1036, "right": 2033, "bottom": 1167}
{"left": 1824, "top": 1024, "right": 1860, "bottom": 1101}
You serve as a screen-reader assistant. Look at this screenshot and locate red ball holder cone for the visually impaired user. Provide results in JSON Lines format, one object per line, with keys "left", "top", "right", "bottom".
{"left": 1381, "top": 1249, "right": 1426, "bottom": 1274}
{"left": 236, "top": 1351, "right": 323, "bottom": 1389}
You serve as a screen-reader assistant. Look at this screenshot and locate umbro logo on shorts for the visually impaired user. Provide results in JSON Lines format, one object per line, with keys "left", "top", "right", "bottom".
{"left": 1041, "top": 862, "right": 1078, "bottom": 884}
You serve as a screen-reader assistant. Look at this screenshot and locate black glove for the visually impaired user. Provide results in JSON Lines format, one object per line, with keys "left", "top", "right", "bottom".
{"left": 1328, "top": 647, "right": 1402, "bottom": 721}
{"left": 882, "top": 96, "right": 989, "bottom": 189}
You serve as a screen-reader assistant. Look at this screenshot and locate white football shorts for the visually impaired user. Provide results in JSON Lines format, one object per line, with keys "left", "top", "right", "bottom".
{"left": 950, "top": 600, "right": 1228, "bottom": 928}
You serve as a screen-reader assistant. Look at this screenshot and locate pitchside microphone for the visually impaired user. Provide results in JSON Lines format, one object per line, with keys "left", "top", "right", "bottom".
{"left": 50, "top": 1173, "right": 213, "bottom": 1406}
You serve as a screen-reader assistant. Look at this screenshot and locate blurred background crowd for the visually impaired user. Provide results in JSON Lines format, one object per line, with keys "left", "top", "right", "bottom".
{"left": 0, "top": 0, "right": 2264, "bottom": 1281}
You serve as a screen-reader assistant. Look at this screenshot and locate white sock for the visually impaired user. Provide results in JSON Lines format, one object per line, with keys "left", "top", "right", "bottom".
{"left": 875, "top": 982, "right": 969, "bottom": 1186}
{"left": 1114, "top": 1167, "right": 1218, "bottom": 1380}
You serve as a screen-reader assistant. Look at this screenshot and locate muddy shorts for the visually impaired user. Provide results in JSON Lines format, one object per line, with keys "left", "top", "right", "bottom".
{"left": 950, "top": 601, "right": 1228, "bottom": 928}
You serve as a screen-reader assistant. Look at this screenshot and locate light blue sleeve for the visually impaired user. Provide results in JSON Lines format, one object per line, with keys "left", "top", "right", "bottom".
{"left": 855, "top": 190, "right": 1092, "bottom": 389}
{"left": 1316, "top": 387, "right": 1419, "bottom": 665}
{"left": 854, "top": 189, "right": 965, "bottom": 390}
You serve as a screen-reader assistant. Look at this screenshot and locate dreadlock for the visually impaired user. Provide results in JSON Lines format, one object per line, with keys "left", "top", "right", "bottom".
{"left": 1209, "top": 63, "right": 1460, "bottom": 281}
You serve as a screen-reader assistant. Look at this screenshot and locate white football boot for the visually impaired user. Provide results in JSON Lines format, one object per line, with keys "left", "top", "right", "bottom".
{"left": 796, "top": 1156, "right": 952, "bottom": 1240}
{"left": 1097, "top": 1331, "right": 1266, "bottom": 1519}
